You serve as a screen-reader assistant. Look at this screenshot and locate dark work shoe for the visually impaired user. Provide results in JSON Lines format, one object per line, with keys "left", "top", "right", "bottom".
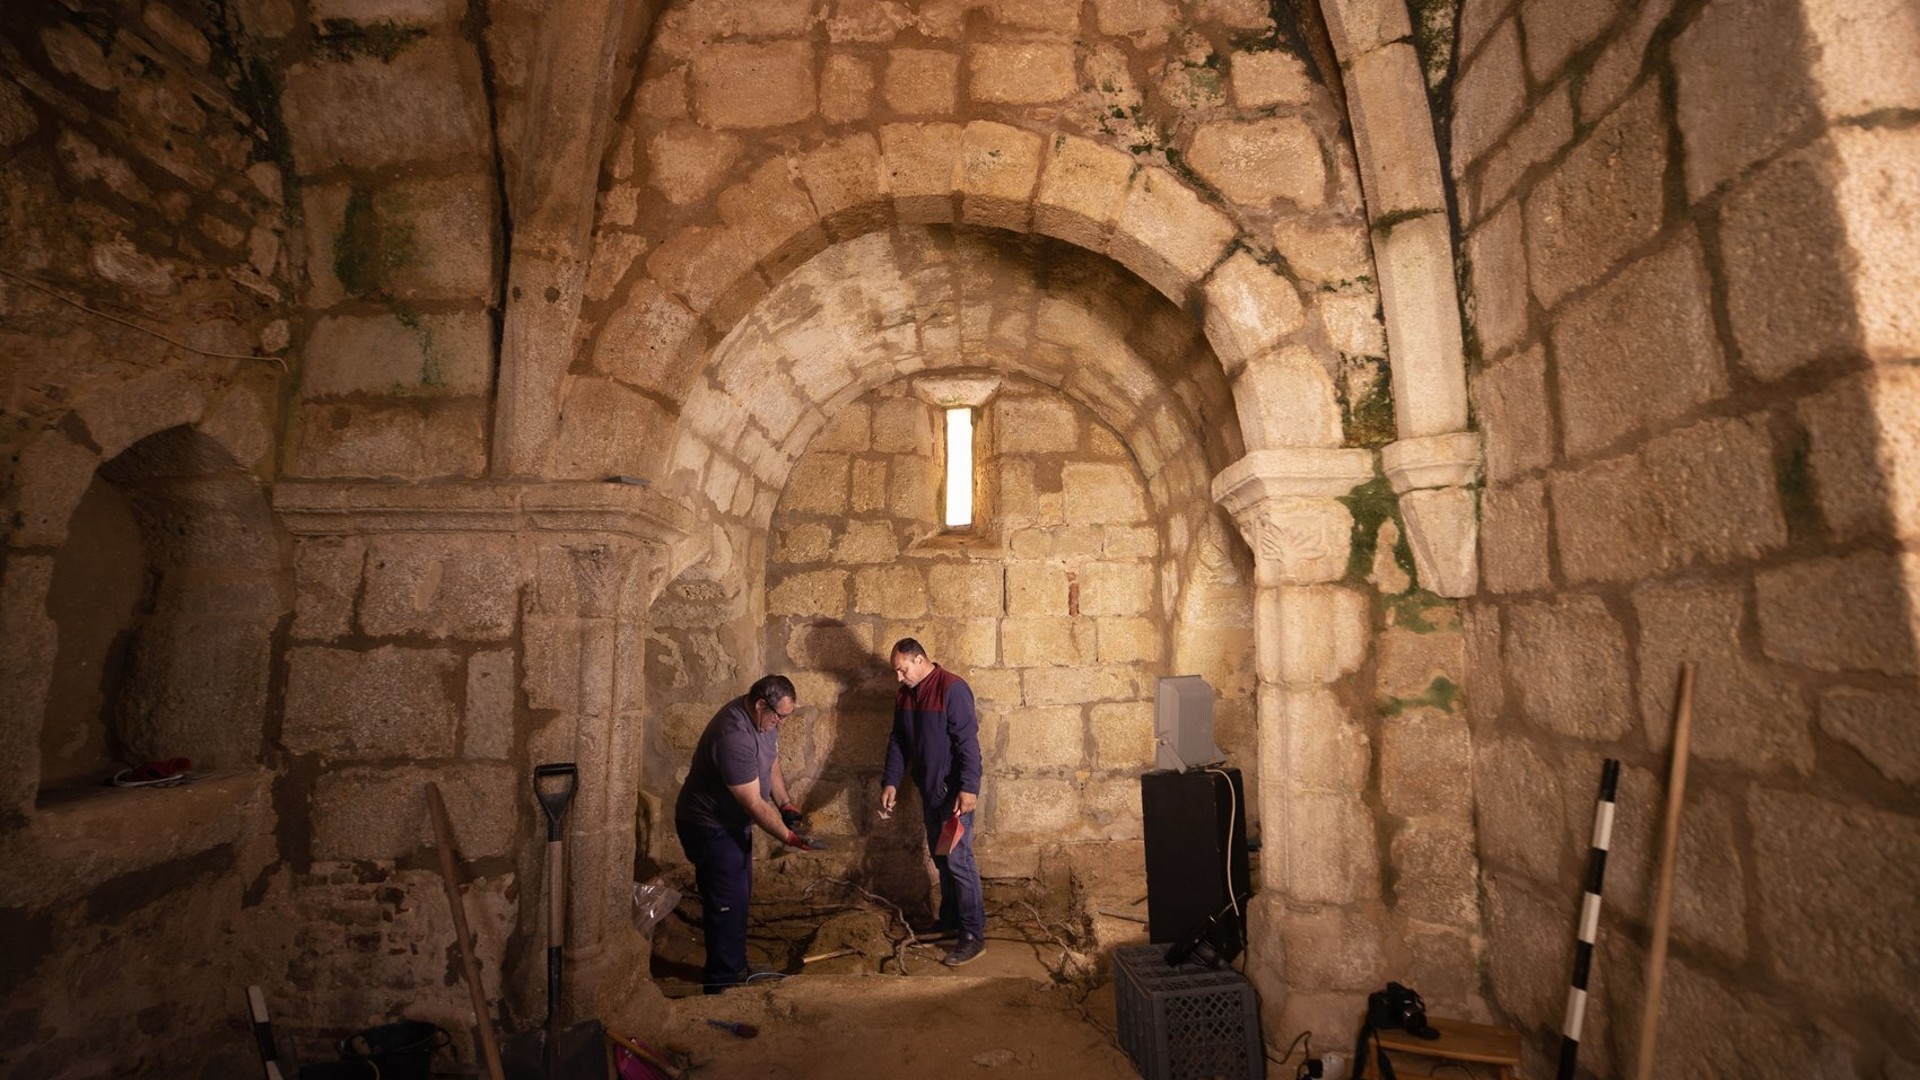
{"left": 942, "top": 937, "right": 986, "bottom": 967}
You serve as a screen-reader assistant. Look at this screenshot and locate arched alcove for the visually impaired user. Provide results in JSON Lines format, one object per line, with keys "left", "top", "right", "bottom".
{"left": 35, "top": 426, "right": 289, "bottom": 801}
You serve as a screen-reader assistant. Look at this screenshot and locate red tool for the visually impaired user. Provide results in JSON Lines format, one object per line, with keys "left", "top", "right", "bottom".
{"left": 934, "top": 807, "right": 965, "bottom": 856}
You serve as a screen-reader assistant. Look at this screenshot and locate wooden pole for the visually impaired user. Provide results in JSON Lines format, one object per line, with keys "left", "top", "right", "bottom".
{"left": 427, "top": 782, "right": 508, "bottom": 1080}
{"left": 1633, "top": 662, "right": 1695, "bottom": 1080}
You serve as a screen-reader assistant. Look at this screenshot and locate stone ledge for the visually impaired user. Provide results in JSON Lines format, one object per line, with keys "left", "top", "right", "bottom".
{"left": 273, "top": 480, "right": 696, "bottom": 540}
{"left": 1383, "top": 432, "right": 1482, "bottom": 492}
{"left": 1212, "top": 447, "right": 1378, "bottom": 508}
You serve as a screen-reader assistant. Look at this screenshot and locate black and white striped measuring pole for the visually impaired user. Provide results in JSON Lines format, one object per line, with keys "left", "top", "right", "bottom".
{"left": 1558, "top": 758, "right": 1620, "bottom": 1080}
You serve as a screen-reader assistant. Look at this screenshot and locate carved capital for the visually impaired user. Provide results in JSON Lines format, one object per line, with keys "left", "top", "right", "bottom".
{"left": 1381, "top": 432, "right": 1480, "bottom": 493}
{"left": 1213, "top": 449, "right": 1375, "bottom": 585}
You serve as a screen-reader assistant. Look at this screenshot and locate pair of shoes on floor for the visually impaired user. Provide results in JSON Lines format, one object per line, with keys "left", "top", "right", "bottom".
{"left": 941, "top": 936, "right": 986, "bottom": 967}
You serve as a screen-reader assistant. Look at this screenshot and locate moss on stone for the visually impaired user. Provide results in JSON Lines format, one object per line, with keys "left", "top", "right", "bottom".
{"left": 1386, "top": 588, "right": 1452, "bottom": 633}
{"left": 334, "top": 187, "right": 416, "bottom": 299}
{"left": 1339, "top": 355, "right": 1397, "bottom": 447}
{"left": 1777, "top": 428, "right": 1820, "bottom": 533}
{"left": 1341, "top": 475, "right": 1399, "bottom": 580}
{"left": 1383, "top": 675, "right": 1460, "bottom": 716}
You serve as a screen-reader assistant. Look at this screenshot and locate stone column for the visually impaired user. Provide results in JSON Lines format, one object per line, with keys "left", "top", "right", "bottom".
{"left": 1211, "top": 447, "right": 1376, "bottom": 1026}
{"left": 274, "top": 481, "right": 693, "bottom": 1021}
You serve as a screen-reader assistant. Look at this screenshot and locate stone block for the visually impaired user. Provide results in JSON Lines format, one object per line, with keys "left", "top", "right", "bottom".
{"left": 821, "top": 53, "right": 874, "bottom": 123}
{"left": 281, "top": 44, "right": 488, "bottom": 172}
{"left": 774, "top": 522, "right": 832, "bottom": 563}
{"left": 831, "top": 520, "right": 896, "bottom": 564}
{"left": 1270, "top": 218, "right": 1372, "bottom": 287}
{"left": 552, "top": 378, "right": 677, "bottom": 483}
{"left": 850, "top": 460, "right": 889, "bottom": 514}
{"left": 1111, "top": 167, "right": 1237, "bottom": 302}
{"left": 1288, "top": 792, "right": 1379, "bottom": 904}
{"left": 1484, "top": 871, "right": 1573, "bottom": 1026}
{"left": 1476, "top": 81, "right": 1575, "bottom": 223}
{"left": 1033, "top": 134, "right": 1134, "bottom": 251}
{"left": 1078, "top": 562, "right": 1156, "bottom": 618}
{"left": 1284, "top": 687, "right": 1369, "bottom": 793}
{"left": 589, "top": 280, "right": 705, "bottom": 386}
{"left": 967, "top": 42, "right": 1077, "bottom": 104}
{"left": 1521, "top": 0, "right": 1619, "bottom": 82}
{"left": 1480, "top": 478, "right": 1550, "bottom": 595}
{"left": 464, "top": 648, "right": 515, "bottom": 759}
{"left": 1104, "top": 526, "right": 1158, "bottom": 559}
{"left": 358, "top": 534, "right": 519, "bottom": 640}
{"left": 1023, "top": 665, "right": 1136, "bottom": 706}
{"left": 691, "top": 41, "right": 815, "bottom": 129}
{"left": 879, "top": 122, "right": 961, "bottom": 223}
{"left": 883, "top": 48, "right": 959, "bottom": 115}
{"left": 781, "top": 453, "right": 849, "bottom": 515}
{"left": 1083, "top": 778, "right": 1143, "bottom": 839}
{"left": 853, "top": 565, "right": 928, "bottom": 617}
{"left": 1755, "top": 551, "right": 1918, "bottom": 676}
{"left": 288, "top": 399, "right": 489, "bottom": 481}
{"left": 1091, "top": 700, "right": 1154, "bottom": 769}
{"left": 1552, "top": 234, "right": 1726, "bottom": 456}
{"left": 1461, "top": 602, "right": 1505, "bottom": 721}
{"left": 1673, "top": 0, "right": 1819, "bottom": 200}
{"left": 1282, "top": 908, "right": 1385, "bottom": 993}
{"left": 646, "top": 224, "right": 762, "bottom": 326}
{"left": 1002, "top": 616, "right": 1092, "bottom": 667}
{"left": 1095, "top": 617, "right": 1160, "bottom": 664}
{"left": 292, "top": 537, "right": 365, "bottom": 639}
{"left": 720, "top": 157, "right": 830, "bottom": 277}
{"left": 928, "top": 562, "right": 1003, "bottom": 616}
{"left": 1503, "top": 596, "right": 1631, "bottom": 740}
{"left": 311, "top": 763, "right": 517, "bottom": 860}
{"left": 1372, "top": 214, "right": 1469, "bottom": 436}
{"left": 1833, "top": 125, "right": 1920, "bottom": 364}
{"left": 1450, "top": 19, "right": 1524, "bottom": 174}
{"left": 1751, "top": 788, "right": 1920, "bottom": 1017}
{"left": 1472, "top": 345, "right": 1550, "bottom": 482}
{"left": 1390, "top": 820, "right": 1480, "bottom": 927}
{"left": 1227, "top": 345, "right": 1342, "bottom": 450}
{"left": 958, "top": 121, "right": 1043, "bottom": 230}
{"left": 1200, "top": 251, "right": 1306, "bottom": 372}
{"left": 1265, "top": 585, "right": 1368, "bottom": 685}
{"left": 1523, "top": 82, "right": 1667, "bottom": 308}
{"left": 1381, "top": 706, "right": 1472, "bottom": 817}
{"left": 1819, "top": 687, "right": 1920, "bottom": 786}
{"left": 871, "top": 397, "right": 934, "bottom": 454}
{"left": 994, "top": 395, "right": 1079, "bottom": 453}
{"left": 1634, "top": 582, "right": 1813, "bottom": 773}
{"left": 1551, "top": 416, "right": 1787, "bottom": 584}
{"left": 284, "top": 645, "right": 461, "bottom": 759}
{"left": 992, "top": 775, "right": 1080, "bottom": 834}
{"left": 1320, "top": 0, "right": 1412, "bottom": 56}
{"left": 1466, "top": 201, "right": 1528, "bottom": 360}
{"left": 1002, "top": 705, "right": 1084, "bottom": 770}
{"left": 1187, "top": 117, "right": 1326, "bottom": 209}
{"left": 1345, "top": 44, "right": 1446, "bottom": 217}
{"left": 767, "top": 569, "right": 848, "bottom": 616}
{"left": 302, "top": 312, "right": 492, "bottom": 398}
{"left": 1230, "top": 49, "right": 1313, "bottom": 109}
{"left": 303, "top": 175, "right": 496, "bottom": 304}
{"left": 1006, "top": 564, "right": 1069, "bottom": 616}
{"left": 1062, "top": 462, "right": 1148, "bottom": 525}
{"left": 1805, "top": 0, "right": 1920, "bottom": 119}
{"left": 797, "top": 134, "right": 888, "bottom": 240}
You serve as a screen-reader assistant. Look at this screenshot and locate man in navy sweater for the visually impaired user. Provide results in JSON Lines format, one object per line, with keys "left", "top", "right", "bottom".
{"left": 880, "top": 637, "right": 986, "bottom": 965}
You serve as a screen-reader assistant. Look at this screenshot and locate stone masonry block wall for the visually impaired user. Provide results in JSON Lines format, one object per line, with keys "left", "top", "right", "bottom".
{"left": 1454, "top": 0, "right": 1920, "bottom": 1073}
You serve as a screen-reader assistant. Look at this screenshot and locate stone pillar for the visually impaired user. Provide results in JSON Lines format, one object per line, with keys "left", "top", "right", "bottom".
{"left": 275, "top": 481, "right": 692, "bottom": 1021}
{"left": 1211, "top": 447, "right": 1376, "bottom": 1029}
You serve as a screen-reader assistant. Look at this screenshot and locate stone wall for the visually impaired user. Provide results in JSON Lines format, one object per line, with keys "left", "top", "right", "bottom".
{"left": 1454, "top": 0, "right": 1920, "bottom": 1073}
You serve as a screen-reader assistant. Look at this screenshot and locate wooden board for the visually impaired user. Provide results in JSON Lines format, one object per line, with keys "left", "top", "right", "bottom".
{"left": 1376, "top": 1016, "right": 1522, "bottom": 1065}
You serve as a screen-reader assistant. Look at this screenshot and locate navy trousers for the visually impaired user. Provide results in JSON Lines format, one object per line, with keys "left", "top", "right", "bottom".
{"left": 923, "top": 807, "right": 985, "bottom": 940}
{"left": 676, "top": 819, "right": 753, "bottom": 992}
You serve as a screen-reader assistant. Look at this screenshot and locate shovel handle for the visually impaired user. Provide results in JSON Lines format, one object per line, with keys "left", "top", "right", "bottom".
{"left": 533, "top": 762, "right": 579, "bottom": 841}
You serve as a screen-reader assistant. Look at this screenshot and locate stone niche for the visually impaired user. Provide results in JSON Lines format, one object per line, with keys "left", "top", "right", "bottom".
{"left": 37, "top": 425, "right": 287, "bottom": 795}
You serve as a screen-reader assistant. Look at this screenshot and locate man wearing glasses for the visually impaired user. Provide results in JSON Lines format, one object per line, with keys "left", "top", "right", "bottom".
{"left": 674, "top": 673, "right": 816, "bottom": 993}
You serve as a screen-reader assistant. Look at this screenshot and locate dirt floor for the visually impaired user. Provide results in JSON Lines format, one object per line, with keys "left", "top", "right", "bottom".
{"left": 626, "top": 875, "right": 1159, "bottom": 1079}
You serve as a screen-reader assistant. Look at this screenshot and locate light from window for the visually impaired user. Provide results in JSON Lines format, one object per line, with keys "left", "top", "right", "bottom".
{"left": 944, "top": 407, "right": 973, "bottom": 528}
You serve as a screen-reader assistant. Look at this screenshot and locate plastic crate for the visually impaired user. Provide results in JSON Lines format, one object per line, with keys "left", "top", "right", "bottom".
{"left": 1112, "top": 944, "right": 1262, "bottom": 1080}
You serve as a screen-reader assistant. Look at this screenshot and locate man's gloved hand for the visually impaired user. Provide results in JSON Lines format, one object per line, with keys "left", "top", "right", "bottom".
{"left": 784, "top": 830, "right": 824, "bottom": 851}
{"left": 780, "top": 804, "right": 805, "bottom": 829}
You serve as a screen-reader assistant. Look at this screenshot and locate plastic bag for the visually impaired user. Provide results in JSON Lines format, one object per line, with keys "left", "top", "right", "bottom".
{"left": 631, "top": 879, "right": 680, "bottom": 935}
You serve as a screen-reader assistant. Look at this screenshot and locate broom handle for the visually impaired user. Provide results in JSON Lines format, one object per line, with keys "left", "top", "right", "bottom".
{"left": 427, "top": 783, "right": 508, "bottom": 1080}
{"left": 1633, "top": 663, "right": 1695, "bottom": 1080}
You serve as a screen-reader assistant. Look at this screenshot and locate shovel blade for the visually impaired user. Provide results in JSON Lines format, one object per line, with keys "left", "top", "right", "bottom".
{"left": 934, "top": 814, "right": 965, "bottom": 856}
{"left": 501, "top": 1021, "right": 607, "bottom": 1080}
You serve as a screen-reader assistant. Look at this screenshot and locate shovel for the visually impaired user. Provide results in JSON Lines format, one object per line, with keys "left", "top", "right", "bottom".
{"left": 934, "top": 807, "right": 965, "bottom": 856}
{"left": 500, "top": 763, "right": 608, "bottom": 1080}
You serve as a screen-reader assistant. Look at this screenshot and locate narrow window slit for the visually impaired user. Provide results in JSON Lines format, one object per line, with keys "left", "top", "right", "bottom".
{"left": 944, "top": 407, "right": 973, "bottom": 528}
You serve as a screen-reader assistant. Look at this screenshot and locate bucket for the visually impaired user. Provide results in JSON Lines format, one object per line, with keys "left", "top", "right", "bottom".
{"left": 339, "top": 1020, "right": 449, "bottom": 1080}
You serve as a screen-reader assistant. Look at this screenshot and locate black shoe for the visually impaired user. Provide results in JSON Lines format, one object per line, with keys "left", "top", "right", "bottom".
{"left": 942, "top": 937, "right": 986, "bottom": 967}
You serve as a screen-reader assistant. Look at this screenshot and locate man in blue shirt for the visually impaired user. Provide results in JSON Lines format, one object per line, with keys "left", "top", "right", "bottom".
{"left": 674, "top": 674, "right": 814, "bottom": 993}
{"left": 880, "top": 638, "right": 986, "bottom": 966}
